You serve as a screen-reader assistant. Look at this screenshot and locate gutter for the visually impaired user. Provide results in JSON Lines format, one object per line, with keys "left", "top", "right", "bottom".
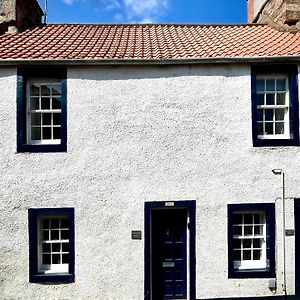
{"left": 0, "top": 56, "right": 299, "bottom": 66}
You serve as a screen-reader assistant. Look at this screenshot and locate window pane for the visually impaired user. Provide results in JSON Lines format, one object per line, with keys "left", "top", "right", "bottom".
{"left": 244, "top": 214, "right": 253, "bottom": 224}
{"left": 62, "top": 243, "right": 69, "bottom": 252}
{"left": 233, "top": 214, "right": 242, "bottom": 224}
{"left": 52, "top": 243, "right": 61, "bottom": 252}
{"left": 52, "top": 254, "right": 60, "bottom": 264}
{"left": 257, "top": 110, "right": 263, "bottom": 121}
{"left": 42, "top": 113, "right": 52, "bottom": 125}
{"left": 277, "top": 79, "right": 286, "bottom": 91}
{"left": 175, "top": 245, "right": 182, "bottom": 259}
{"left": 256, "top": 94, "right": 264, "bottom": 105}
{"left": 42, "top": 230, "right": 49, "bottom": 240}
{"left": 253, "top": 250, "right": 261, "bottom": 260}
{"left": 243, "top": 250, "right": 251, "bottom": 260}
{"left": 265, "top": 109, "right": 273, "bottom": 121}
{"left": 42, "top": 219, "right": 49, "bottom": 229}
{"left": 61, "top": 230, "right": 69, "bottom": 240}
{"left": 234, "top": 239, "right": 241, "bottom": 249}
{"left": 30, "top": 97, "right": 39, "bottom": 110}
{"left": 275, "top": 122, "right": 284, "bottom": 134}
{"left": 31, "top": 113, "right": 41, "bottom": 126}
{"left": 42, "top": 127, "right": 51, "bottom": 140}
{"left": 30, "top": 84, "right": 40, "bottom": 96}
{"left": 51, "top": 219, "right": 59, "bottom": 229}
{"left": 42, "top": 243, "right": 51, "bottom": 253}
{"left": 51, "top": 230, "right": 59, "bottom": 240}
{"left": 52, "top": 97, "right": 61, "bottom": 109}
{"left": 41, "top": 85, "right": 51, "bottom": 96}
{"left": 234, "top": 226, "right": 242, "bottom": 235}
{"left": 42, "top": 254, "right": 51, "bottom": 264}
{"left": 31, "top": 127, "right": 41, "bottom": 140}
{"left": 61, "top": 219, "right": 69, "bottom": 229}
{"left": 254, "top": 214, "right": 261, "bottom": 224}
{"left": 266, "top": 79, "right": 275, "bottom": 91}
{"left": 277, "top": 93, "right": 286, "bottom": 105}
{"left": 53, "top": 127, "right": 61, "bottom": 140}
{"left": 253, "top": 239, "right": 262, "bottom": 248}
{"left": 234, "top": 250, "right": 241, "bottom": 261}
{"left": 256, "top": 79, "right": 265, "bottom": 92}
{"left": 41, "top": 97, "right": 50, "bottom": 110}
{"left": 254, "top": 225, "right": 263, "bottom": 235}
{"left": 275, "top": 109, "right": 285, "bottom": 121}
{"left": 244, "top": 226, "right": 253, "bottom": 236}
{"left": 243, "top": 239, "right": 251, "bottom": 248}
{"left": 265, "top": 122, "right": 273, "bottom": 135}
{"left": 266, "top": 94, "right": 275, "bottom": 105}
{"left": 53, "top": 113, "right": 61, "bottom": 125}
{"left": 62, "top": 254, "right": 69, "bottom": 264}
{"left": 257, "top": 123, "right": 263, "bottom": 135}
{"left": 52, "top": 84, "right": 61, "bottom": 95}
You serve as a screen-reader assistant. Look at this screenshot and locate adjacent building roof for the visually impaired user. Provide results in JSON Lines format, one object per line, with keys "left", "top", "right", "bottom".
{"left": 0, "top": 23, "right": 300, "bottom": 64}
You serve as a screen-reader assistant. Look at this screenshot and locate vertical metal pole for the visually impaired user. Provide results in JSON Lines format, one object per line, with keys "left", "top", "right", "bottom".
{"left": 43, "top": 0, "right": 48, "bottom": 24}
{"left": 282, "top": 172, "right": 287, "bottom": 298}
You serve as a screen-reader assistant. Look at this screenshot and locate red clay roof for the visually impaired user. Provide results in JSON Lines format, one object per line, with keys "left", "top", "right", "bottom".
{"left": 1, "top": 24, "right": 300, "bottom": 61}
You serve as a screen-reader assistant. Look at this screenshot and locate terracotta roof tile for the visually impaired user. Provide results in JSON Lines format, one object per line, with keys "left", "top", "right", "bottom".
{"left": 0, "top": 24, "right": 300, "bottom": 61}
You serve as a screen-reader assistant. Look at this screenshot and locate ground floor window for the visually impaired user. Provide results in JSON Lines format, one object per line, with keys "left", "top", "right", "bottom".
{"left": 228, "top": 203, "right": 275, "bottom": 278}
{"left": 28, "top": 208, "right": 75, "bottom": 283}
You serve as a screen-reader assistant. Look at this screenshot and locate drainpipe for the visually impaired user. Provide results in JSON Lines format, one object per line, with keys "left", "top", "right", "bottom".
{"left": 272, "top": 169, "right": 287, "bottom": 298}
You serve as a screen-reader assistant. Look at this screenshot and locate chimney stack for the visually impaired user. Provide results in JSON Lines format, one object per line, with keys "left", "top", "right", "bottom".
{"left": 248, "top": 0, "right": 300, "bottom": 33}
{"left": 0, "top": 0, "right": 44, "bottom": 34}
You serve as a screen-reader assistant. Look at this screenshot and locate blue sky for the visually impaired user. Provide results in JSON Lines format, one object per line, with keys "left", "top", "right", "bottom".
{"left": 38, "top": 0, "right": 247, "bottom": 24}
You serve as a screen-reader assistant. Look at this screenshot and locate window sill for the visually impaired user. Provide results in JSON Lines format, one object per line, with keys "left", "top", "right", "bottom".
{"left": 229, "top": 269, "right": 275, "bottom": 279}
{"left": 17, "top": 143, "right": 67, "bottom": 153}
{"left": 253, "top": 137, "right": 299, "bottom": 147}
{"left": 30, "top": 273, "right": 74, "bottom": 283}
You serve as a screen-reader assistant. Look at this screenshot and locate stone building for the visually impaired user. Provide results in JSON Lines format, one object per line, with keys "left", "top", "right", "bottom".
{"left": 1, "top": 1, "right": 300, "bottom": 299}
{"left": 248, "top": 0, "right": 300, "bottom": 32}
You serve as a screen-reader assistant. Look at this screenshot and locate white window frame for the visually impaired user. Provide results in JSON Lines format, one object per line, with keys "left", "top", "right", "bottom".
{"left": 256, "top": 74, "right": 290, "bottom": 140}
{"left": 233, "top": 211, "right": 267, "bottom": 270}
{"left": 37, "top": 215, "right": 69, "bottom": 274}
{"left": 26, "top": 79, "right": 62, "bottom": 145}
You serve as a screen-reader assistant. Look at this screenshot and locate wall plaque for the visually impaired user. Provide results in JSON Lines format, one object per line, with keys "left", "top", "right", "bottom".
{"left": 285, "top": 229, "right": 295, "bottom": 236}
{"left": 132, "top": 230, "right": 142, "bottom": 240}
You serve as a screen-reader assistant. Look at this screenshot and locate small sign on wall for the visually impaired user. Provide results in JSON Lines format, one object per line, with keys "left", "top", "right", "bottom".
{"left": 285, "top": 229, "right": 295, "bottom": 236}
{"left": 132, "top": 230, "right": 142, "bottom": 240}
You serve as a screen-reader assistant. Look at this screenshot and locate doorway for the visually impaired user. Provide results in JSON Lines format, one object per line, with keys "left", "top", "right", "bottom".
{"left": 144, "top": 201, "right": 196, "bottom": 300}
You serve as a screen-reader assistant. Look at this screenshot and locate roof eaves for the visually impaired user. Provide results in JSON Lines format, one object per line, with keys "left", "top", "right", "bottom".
{"left": 0, "top": 56, "right": 299, "bottom": 66}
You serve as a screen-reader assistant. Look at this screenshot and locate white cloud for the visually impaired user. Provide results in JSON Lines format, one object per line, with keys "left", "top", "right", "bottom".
{"left": 99, "top": 0, "right": 121, "bottom": 11}
{"left": 123, "top": 0, "right": 169, "bottom": 22}
{"left": 91, "top": 0, "right": 170, "bottom": 23}
{"left": 62, "top": 0, "right": 75, "bottom": 5}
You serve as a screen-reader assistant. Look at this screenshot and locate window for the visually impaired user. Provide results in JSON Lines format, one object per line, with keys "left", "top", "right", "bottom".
{"left": 252, "top": 65, "right": 299, "bottom": 147}
{"left": 17, "top": 68, "right": 67, "bottom": 152}
{"left": 228, "top": 203, "right": 275, "bottom": 278}
{"left": 28, "top": 208, "right": 74, "bottom": 283}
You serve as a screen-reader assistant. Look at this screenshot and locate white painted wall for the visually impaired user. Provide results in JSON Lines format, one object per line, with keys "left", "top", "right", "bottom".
{"left": 253, "top": 0, "right": 268, "bottom": 19}
{"left": 0, "top": 64, "right": 299, "bottom": 299}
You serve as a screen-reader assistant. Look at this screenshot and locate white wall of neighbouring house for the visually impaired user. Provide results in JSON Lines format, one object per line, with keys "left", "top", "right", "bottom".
{"left": 0, "top": 64, "right": 300, "bottom": 299}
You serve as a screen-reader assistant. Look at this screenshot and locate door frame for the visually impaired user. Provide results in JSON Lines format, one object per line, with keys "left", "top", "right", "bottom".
{"left": 144, "top": 200, "right": 196, "bottom": 300}
{"left": 295, "top": 199, "right": 300, "bottom": 295}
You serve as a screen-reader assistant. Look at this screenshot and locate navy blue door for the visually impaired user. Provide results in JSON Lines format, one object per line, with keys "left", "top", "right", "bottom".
{"left": 152, "top": 209, "right": 187, "bottom": 299}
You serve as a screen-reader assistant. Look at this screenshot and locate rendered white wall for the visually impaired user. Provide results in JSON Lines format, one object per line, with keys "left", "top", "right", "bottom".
{"left": 0, "top": 64, "right": 299, "bottom": 299}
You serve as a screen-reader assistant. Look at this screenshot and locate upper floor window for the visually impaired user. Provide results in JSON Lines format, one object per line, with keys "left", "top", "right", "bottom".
{"left": 252, "top": 65, "right": 299, "bottom": 147}
{"left": 17, "top": 68, "right": 67, "bottom": 152}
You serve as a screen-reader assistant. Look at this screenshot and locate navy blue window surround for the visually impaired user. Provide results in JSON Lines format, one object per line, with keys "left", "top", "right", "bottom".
{"left": 251, "top": 65, "right": 299, "bottom": 147}
{"left": 17, "top": 67, "right": 67, "bottom": 152}
{"left": 228, "top": 203, "right": 275, "bottom": 278}
{"left": 28, "top": 208, "right": 75, "bottom": 283}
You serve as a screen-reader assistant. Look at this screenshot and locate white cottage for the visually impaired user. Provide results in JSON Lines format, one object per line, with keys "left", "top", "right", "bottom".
{"left": 1, "top": 0, "right": 300, "bottom": 299}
